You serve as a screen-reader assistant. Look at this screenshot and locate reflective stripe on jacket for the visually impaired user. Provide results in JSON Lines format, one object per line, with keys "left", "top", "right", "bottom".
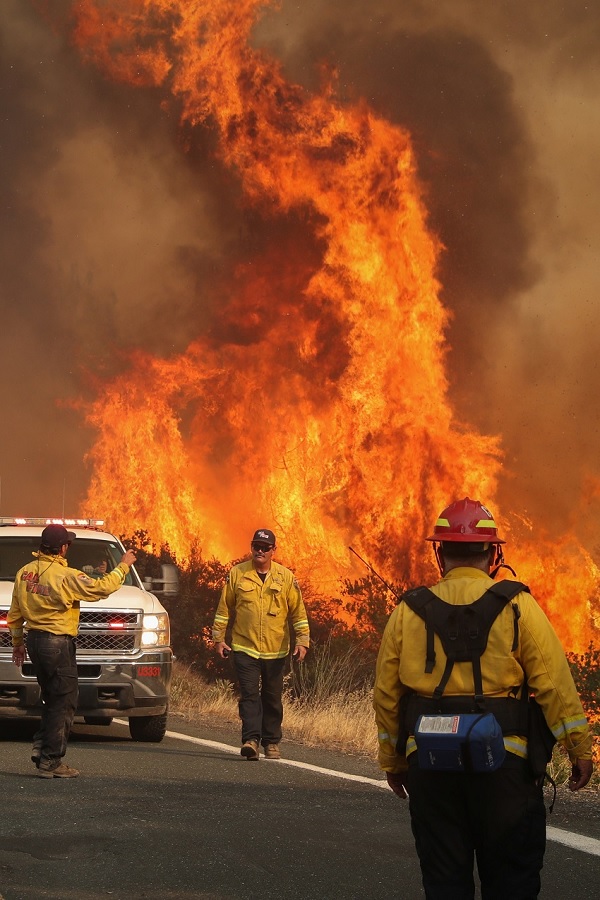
{"left": 212, "top": 560, "right": 309, "bottom": 659}
{"left": 373, "top": 566, "right": 592, "bottom": 773}
{"left": 8, "top": 552, "right": 130, "bottom": 644}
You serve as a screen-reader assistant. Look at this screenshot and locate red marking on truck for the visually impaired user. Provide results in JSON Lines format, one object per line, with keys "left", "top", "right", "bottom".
{"left": 137, "top": 665, "right": 161, "bottom": 677}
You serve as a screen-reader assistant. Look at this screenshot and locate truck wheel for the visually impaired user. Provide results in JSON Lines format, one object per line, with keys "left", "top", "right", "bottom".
{"left": 128, "top": 710, "right": 168, "bottom": 743}
{"left": 84, "top": 716, "right": 113, "bottom": 726}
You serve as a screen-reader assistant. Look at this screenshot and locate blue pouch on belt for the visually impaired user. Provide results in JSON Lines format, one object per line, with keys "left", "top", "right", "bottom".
{"left": 415, "top": 712, "right": 506, "bottom": 773}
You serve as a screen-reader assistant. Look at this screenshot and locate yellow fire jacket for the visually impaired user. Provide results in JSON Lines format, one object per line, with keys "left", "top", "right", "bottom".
{"left": 212, "top": 559, "right": 310, "bottom": 659}
{"left": 8, "top": 552, "right": 131, "bottom": 645}
{"left": 374, "top": 567, "right": 593, "bottom": 773}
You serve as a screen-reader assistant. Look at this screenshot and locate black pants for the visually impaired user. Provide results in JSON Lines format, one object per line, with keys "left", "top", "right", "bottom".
{"left": 407, "top": 755, "right": 546, "bottom": 900}
{"left": 233, "top": 652, "right": 286, "bottom": 746}
{"left": 26, "top": 631, "right": 79, "bottom": 765}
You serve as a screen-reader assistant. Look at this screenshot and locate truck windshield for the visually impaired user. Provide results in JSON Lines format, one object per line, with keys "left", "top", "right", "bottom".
{"left": 0, "top": 537, "right": 140, "bottom": 588}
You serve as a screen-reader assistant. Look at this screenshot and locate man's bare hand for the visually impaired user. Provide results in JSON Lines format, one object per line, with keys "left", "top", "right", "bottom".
{"left": 12, "top": 645, "right": 26, "bottom": 667}
{"left": 293, "top": 645, "right": 307, "bottom": 661}
{"left": 215, "top": 641, "right": 231, "bottom": 659}
{"left": 569, "top": 758, "right": 593, "bottom": 791}
{"left": 386, "top": 772, "right": 409, "bottom": 799}
{"left": 121, "top": 549, "right": 137, "bottom": 568}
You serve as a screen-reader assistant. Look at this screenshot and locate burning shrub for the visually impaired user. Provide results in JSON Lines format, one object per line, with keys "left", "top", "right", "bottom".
{"left": 568, "top": 644, "right": 600, "bottom": 728}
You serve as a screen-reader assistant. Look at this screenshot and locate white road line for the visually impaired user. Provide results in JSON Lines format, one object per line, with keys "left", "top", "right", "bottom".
{"left": 164, "top": 728, "right": 391, "bottom": 788}
{"left": 114, "top": 720, "right": 389, "bottom": 789}
{"left": 546, "top": 827, "right": 600, "bottom": 857}
{"left": 115, "top": 720, "right": 600, "bottom": 855}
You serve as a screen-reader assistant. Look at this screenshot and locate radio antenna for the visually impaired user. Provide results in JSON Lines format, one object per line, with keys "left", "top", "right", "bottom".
{"left": 348, "top": 546, "right": 401, "bottom": 601}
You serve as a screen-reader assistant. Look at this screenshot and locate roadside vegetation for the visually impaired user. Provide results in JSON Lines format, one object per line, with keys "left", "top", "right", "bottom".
{"left": 170, "top": 642, "right": 377, "bottom": 758}
{"left": 127, "top": 533, "right": 600, "bottom": 786}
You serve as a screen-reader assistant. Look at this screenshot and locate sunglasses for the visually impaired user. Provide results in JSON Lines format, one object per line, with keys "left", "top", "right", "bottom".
{"left": 251, "top": 543, "right": 274, "bottom": 552}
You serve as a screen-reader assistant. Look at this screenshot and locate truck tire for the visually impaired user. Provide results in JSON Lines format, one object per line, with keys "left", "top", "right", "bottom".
{"left": 128, "top": 710, "right": 168, "bottom": 743}
{"left": 84, "top": 716, "right": 113, "bottom": 726}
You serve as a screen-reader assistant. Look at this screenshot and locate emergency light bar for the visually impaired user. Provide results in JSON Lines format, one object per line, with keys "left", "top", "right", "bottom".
{"left": 0, "top": 517, "right": 106, "bottom": 529}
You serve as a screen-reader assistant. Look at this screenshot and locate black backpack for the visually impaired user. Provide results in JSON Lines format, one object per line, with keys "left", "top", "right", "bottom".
{"left": 402, "top": 580, "right": 528, "bottom": 702}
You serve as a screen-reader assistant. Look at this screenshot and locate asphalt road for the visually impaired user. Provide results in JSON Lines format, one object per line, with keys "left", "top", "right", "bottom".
{"left": 0, "top": 716, "right": 598, "bottom": 900}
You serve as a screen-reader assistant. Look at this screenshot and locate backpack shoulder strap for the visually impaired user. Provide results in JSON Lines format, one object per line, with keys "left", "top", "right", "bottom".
{"left": 402, "top": 587, "right": 438, "bottom": 674}
{"left": 487, "top": 581, "right": 529, "bottom": 653}
{"left": 402, "top": 586, "right": 438, "bottom": 612}
{"left": 486, "top": 580, "right": 529, "bottom": 602}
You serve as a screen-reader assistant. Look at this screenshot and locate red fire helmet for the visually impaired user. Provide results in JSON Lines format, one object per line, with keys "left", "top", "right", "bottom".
{"left": 426, "top": 498, "right": 505, "bottom": 544}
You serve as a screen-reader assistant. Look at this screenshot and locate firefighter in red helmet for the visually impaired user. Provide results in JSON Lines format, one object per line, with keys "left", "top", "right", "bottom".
{"left": 427, "top": 497, "right": 506, "bottom": 575}
{"left": 374, "top": 497, "right": 593, "bottom": 900}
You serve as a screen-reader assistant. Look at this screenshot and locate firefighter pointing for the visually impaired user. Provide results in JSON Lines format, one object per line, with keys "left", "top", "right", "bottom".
{"left": 373, "top": 498, "right": 593, "bottom": 899}
{"left": 8, "top": 524, "right": 136, "bottom": 778}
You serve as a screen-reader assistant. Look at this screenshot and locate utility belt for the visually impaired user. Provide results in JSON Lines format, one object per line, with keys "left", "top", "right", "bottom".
{"left": 402, "top": 693, "right": 528, "bottom": 739}
{"left": 400, "top": 694, "right": 526, "bottom": 774}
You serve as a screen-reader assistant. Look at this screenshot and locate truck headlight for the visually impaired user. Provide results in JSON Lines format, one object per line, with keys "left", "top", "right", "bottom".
{"left": 142, "top": 613, "right": 170, "bottom": 647}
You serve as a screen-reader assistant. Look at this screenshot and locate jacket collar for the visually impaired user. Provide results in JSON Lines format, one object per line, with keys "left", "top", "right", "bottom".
{"left": 32, "top": 551, "right": 68, "bottom": 567}
{"left": 240, "top": 559, "right": 284, "bottom": 585}
{"left": 442, "top": 566, "right": 490, "bottom": 581}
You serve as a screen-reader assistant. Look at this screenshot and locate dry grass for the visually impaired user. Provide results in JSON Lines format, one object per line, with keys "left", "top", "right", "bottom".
{"left": 170, "top": 659, "right": 379, "bottom": 759}
{"left": 282, "top": 687, "right": 377, "bottom": 757}
{"left": 170, "top": 657, "right": 599, "bottom": 785}
{"left": 170, "top": 664, "right": 238, "bottom": 722}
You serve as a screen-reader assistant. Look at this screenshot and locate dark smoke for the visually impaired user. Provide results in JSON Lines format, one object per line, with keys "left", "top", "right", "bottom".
{"left": 0, "top": 0, "right": 249, "bottom": 512}
{"left": 1, "top": 0, "right": 599, "bottom": 542}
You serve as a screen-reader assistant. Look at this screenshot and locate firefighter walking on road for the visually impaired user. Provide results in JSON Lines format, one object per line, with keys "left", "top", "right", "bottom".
{"left": 212, "top": 528, "right": 310, "bottom": 761}
{"left": 374, "top": 498, "right": 593, "bottom": 900}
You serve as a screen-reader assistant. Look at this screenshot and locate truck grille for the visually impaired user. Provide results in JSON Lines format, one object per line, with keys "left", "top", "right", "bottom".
{"left": 76, "top": 631, "right": 136, "bottom": 652}
{"left": 77, "top": 609, "right": 141, "bottom": 653}
{"left": 0, "top": 609, "right": 142, "bottom": 653}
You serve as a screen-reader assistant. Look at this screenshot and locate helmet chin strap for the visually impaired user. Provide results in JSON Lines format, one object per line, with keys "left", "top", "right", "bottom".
{"left": 489, "top": 546, "right": 517, "bottom": 579}
{"left": 433, "top": 543, "right": 444, "bottom": 576}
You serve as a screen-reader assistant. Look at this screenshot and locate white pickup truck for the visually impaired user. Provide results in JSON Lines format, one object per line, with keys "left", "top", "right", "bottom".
{"left": 0, "top": 517, "right": 175, "bottom": 742}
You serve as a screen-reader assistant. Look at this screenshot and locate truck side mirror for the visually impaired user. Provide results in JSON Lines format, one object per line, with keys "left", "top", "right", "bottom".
{"left": 159, "top": 563, "right": 179, "bottom": 595}
{"left": 144, "top": 563, "right": 179, "bottom": 596}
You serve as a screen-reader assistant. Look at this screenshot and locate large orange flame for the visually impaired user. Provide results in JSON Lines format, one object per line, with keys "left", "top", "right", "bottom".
{"left": 53, "top": 1, "right": 598, "bottom": 649}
